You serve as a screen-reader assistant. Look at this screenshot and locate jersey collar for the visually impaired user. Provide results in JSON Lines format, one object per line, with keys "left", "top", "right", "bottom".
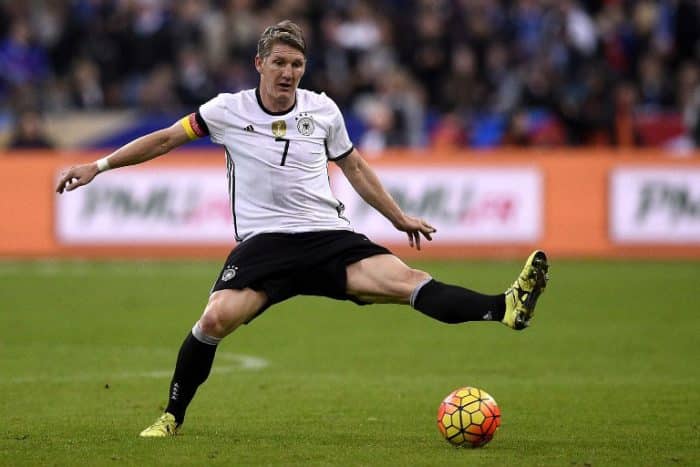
{"left": 255, "top": 87, "right": 297, "bottom": 116}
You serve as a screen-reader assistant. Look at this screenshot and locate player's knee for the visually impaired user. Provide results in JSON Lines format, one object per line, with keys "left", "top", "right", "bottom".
{"left": 410, "top": 268, "right": 431, "bottom": 284}
{"left": 401, "top": 268, "right": 430, "bottom": 292}
{"left": 392, "top": 268, "right": 431, "bottom": 298}
{"left": 199, "top": 296, "right": 239, "bottom": 338}
{"left": 198, "top": 308, "right": 226, "bottom": 338}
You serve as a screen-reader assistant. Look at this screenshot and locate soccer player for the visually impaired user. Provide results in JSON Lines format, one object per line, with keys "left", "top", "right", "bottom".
{"left": 56, "top": 20, "right": 549, "bottom": 437}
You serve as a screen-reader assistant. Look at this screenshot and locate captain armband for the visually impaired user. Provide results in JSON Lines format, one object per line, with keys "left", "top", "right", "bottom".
{"left": 179, "top": 112, "right": 210, "bottom": 140}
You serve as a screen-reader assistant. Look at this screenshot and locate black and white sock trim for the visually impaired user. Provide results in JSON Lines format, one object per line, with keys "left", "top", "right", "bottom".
{"left": 409, "top": 277, "right": 434, "bottom": 308}
{"left": 191, "top": 322, "right": 221, "bottom": 346}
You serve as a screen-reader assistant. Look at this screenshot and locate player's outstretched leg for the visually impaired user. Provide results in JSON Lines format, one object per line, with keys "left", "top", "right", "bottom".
{"left": 502, "top": 250, "right": 549, "bottom": 330}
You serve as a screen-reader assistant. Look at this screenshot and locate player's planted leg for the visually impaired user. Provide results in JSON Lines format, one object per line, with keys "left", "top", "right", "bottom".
{"left": 139, "top": 324, "right": 219, "bottom": 437}
{"left": 139, "top": 413, "right": 179, "bottom": 438}
{"left": 502, "top": 250, "right": 549, "bottom": 330}
{"left": 139, "top": 289, "right": 266, "bottom": 437}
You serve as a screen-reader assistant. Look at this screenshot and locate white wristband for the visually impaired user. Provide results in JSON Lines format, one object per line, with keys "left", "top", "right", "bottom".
{"left": 96, "top": 157, "right": 111, "bottom": 172}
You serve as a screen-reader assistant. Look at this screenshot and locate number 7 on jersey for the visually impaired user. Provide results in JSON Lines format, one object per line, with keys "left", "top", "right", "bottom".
{"left": 275, "top": 137, "right": 290, "bottom": 166}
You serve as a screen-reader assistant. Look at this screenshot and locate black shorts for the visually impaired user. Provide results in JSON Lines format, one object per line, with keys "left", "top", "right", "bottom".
{"left": 211, "top": 230, "right": 391, "bottom": 320}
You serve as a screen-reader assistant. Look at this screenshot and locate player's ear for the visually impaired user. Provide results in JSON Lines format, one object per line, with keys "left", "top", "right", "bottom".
{"left": 254, "top": 55, "right": 263, "bottom": 73}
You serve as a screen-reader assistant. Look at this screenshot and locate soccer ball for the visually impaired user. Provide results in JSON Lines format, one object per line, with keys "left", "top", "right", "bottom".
{"left": 437, "top": 386, "right": 501, "bottom": 448}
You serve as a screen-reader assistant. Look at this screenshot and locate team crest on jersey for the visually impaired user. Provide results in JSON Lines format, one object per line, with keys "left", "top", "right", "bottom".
{"left": 221, "top": 266, "right": 238, "bottom": 281}
{"left": 295, "top": 112, "right": 315, "bottom": 136}
{"left": 271, "top": 120, "right": 287, "bottom": 138}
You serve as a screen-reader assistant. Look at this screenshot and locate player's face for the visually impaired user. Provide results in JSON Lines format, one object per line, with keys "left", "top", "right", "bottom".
{"left": 255, "top": 43, "right": 306, "bottom": 111}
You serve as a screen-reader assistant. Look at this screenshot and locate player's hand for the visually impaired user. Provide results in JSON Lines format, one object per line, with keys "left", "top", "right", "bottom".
{"left": 56, "top": 163, "right": 99, "bottom": 194}
{"left": 393, "top": 215, "right": 436, "bottom": 250}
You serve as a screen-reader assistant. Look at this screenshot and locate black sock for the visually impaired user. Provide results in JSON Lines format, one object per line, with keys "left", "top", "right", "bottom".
{"left": 412, "top": 279, "right": 505, "bottom": 324}
{"left": 165, "top": 331, "right": 218, "bottom": 425}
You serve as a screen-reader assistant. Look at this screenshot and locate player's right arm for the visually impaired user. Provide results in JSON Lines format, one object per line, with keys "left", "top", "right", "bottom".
{"left": 56, "top": 114, "right": 204, "bottom": 194}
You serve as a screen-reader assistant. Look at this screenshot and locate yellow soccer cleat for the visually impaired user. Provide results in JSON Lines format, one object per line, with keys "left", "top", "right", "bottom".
{"left": 139, "top": 413, "right": 179, "bottom": 438}
{"left": 502, "top": 250, "right": 549, "bottom": 330}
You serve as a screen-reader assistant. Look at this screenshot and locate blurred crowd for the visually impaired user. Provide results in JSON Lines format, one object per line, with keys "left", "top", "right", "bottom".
{"left": 1, "top": 0, "right": 700, "bottom": 151}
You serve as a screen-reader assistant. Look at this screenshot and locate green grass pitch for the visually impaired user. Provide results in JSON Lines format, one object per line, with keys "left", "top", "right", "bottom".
{"left": 1, "top": 259, "right": 698, "bottom": 466}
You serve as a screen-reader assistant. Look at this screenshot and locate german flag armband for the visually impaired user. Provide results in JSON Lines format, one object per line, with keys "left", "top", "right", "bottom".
{"left": 180, "top": 112, "right": 209, "bottom": 140}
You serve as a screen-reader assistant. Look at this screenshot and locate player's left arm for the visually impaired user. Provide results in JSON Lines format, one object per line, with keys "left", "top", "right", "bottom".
{"left": 335, "top": 149, "right": 436, "bottom": 250}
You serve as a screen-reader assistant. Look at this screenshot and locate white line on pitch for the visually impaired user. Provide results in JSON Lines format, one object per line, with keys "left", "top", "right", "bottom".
{"left": 1, "top": 353, "right": 269, "bottom": 384}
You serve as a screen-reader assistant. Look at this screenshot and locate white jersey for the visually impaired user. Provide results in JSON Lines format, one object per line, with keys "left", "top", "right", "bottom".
{"left": 198, "top": 88, "right": 354, "bottom": 241}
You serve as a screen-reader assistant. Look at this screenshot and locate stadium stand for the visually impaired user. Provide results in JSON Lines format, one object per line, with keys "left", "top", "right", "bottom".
{"left": 0, "top": 0, "right": 698, "bottom": 152}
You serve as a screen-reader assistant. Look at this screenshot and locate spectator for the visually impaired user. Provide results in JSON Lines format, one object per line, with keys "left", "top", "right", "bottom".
{"left": 7, "top": 110, "right": 55, "bottom": 150}
{"left": 484, "top": 41, "right": 520, "bottom": 115}
{"left": 431, "top": 112, "right": 468, "bottom": 150}
{"left": 0, "top": 19, "right": 49, "bottom": 99}
{"left": 71, "top": 58, "right": 104, "bottom": 109}
{"left": 374, "top": 67, "right": 426, "bottom": 147}
{"left": 637, "top": 52, "right": 674, "bottom": 110}
{"left": 175, "top": 46, "right": 217, "bottom": 106}
{"left": 613, "top": 82, "right": 641, "bottom": 147}
{"left": 405, "top": 8, "right": 450, "bottom": 109}
{"left": 356, "top": 99, "right": 397, "bottom": 154}
{"left": 503, "top": 110, "right": 535, "bottom": 147}
{"left": 678, "top": 62, "right": 700, "bottom": 149}
{"left": 439, "top": 44, "right": 483, "bottom": 114}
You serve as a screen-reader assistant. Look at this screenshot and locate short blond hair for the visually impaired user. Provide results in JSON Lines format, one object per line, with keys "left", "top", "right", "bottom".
{"left": 257, "top": 20, "right": 306, "bottom": 58}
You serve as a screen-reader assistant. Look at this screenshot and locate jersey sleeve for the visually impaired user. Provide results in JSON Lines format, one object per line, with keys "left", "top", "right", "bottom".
{"left": 323, "top": 94, "right": 354, "bottom": 161}
{"left": 198, "top": 93, "right": 228, "bottom": 144}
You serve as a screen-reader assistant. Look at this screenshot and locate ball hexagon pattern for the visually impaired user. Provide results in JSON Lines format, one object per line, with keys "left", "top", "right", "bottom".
{"left": 436, "top": 386, "right": 501, "bottom": 448}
